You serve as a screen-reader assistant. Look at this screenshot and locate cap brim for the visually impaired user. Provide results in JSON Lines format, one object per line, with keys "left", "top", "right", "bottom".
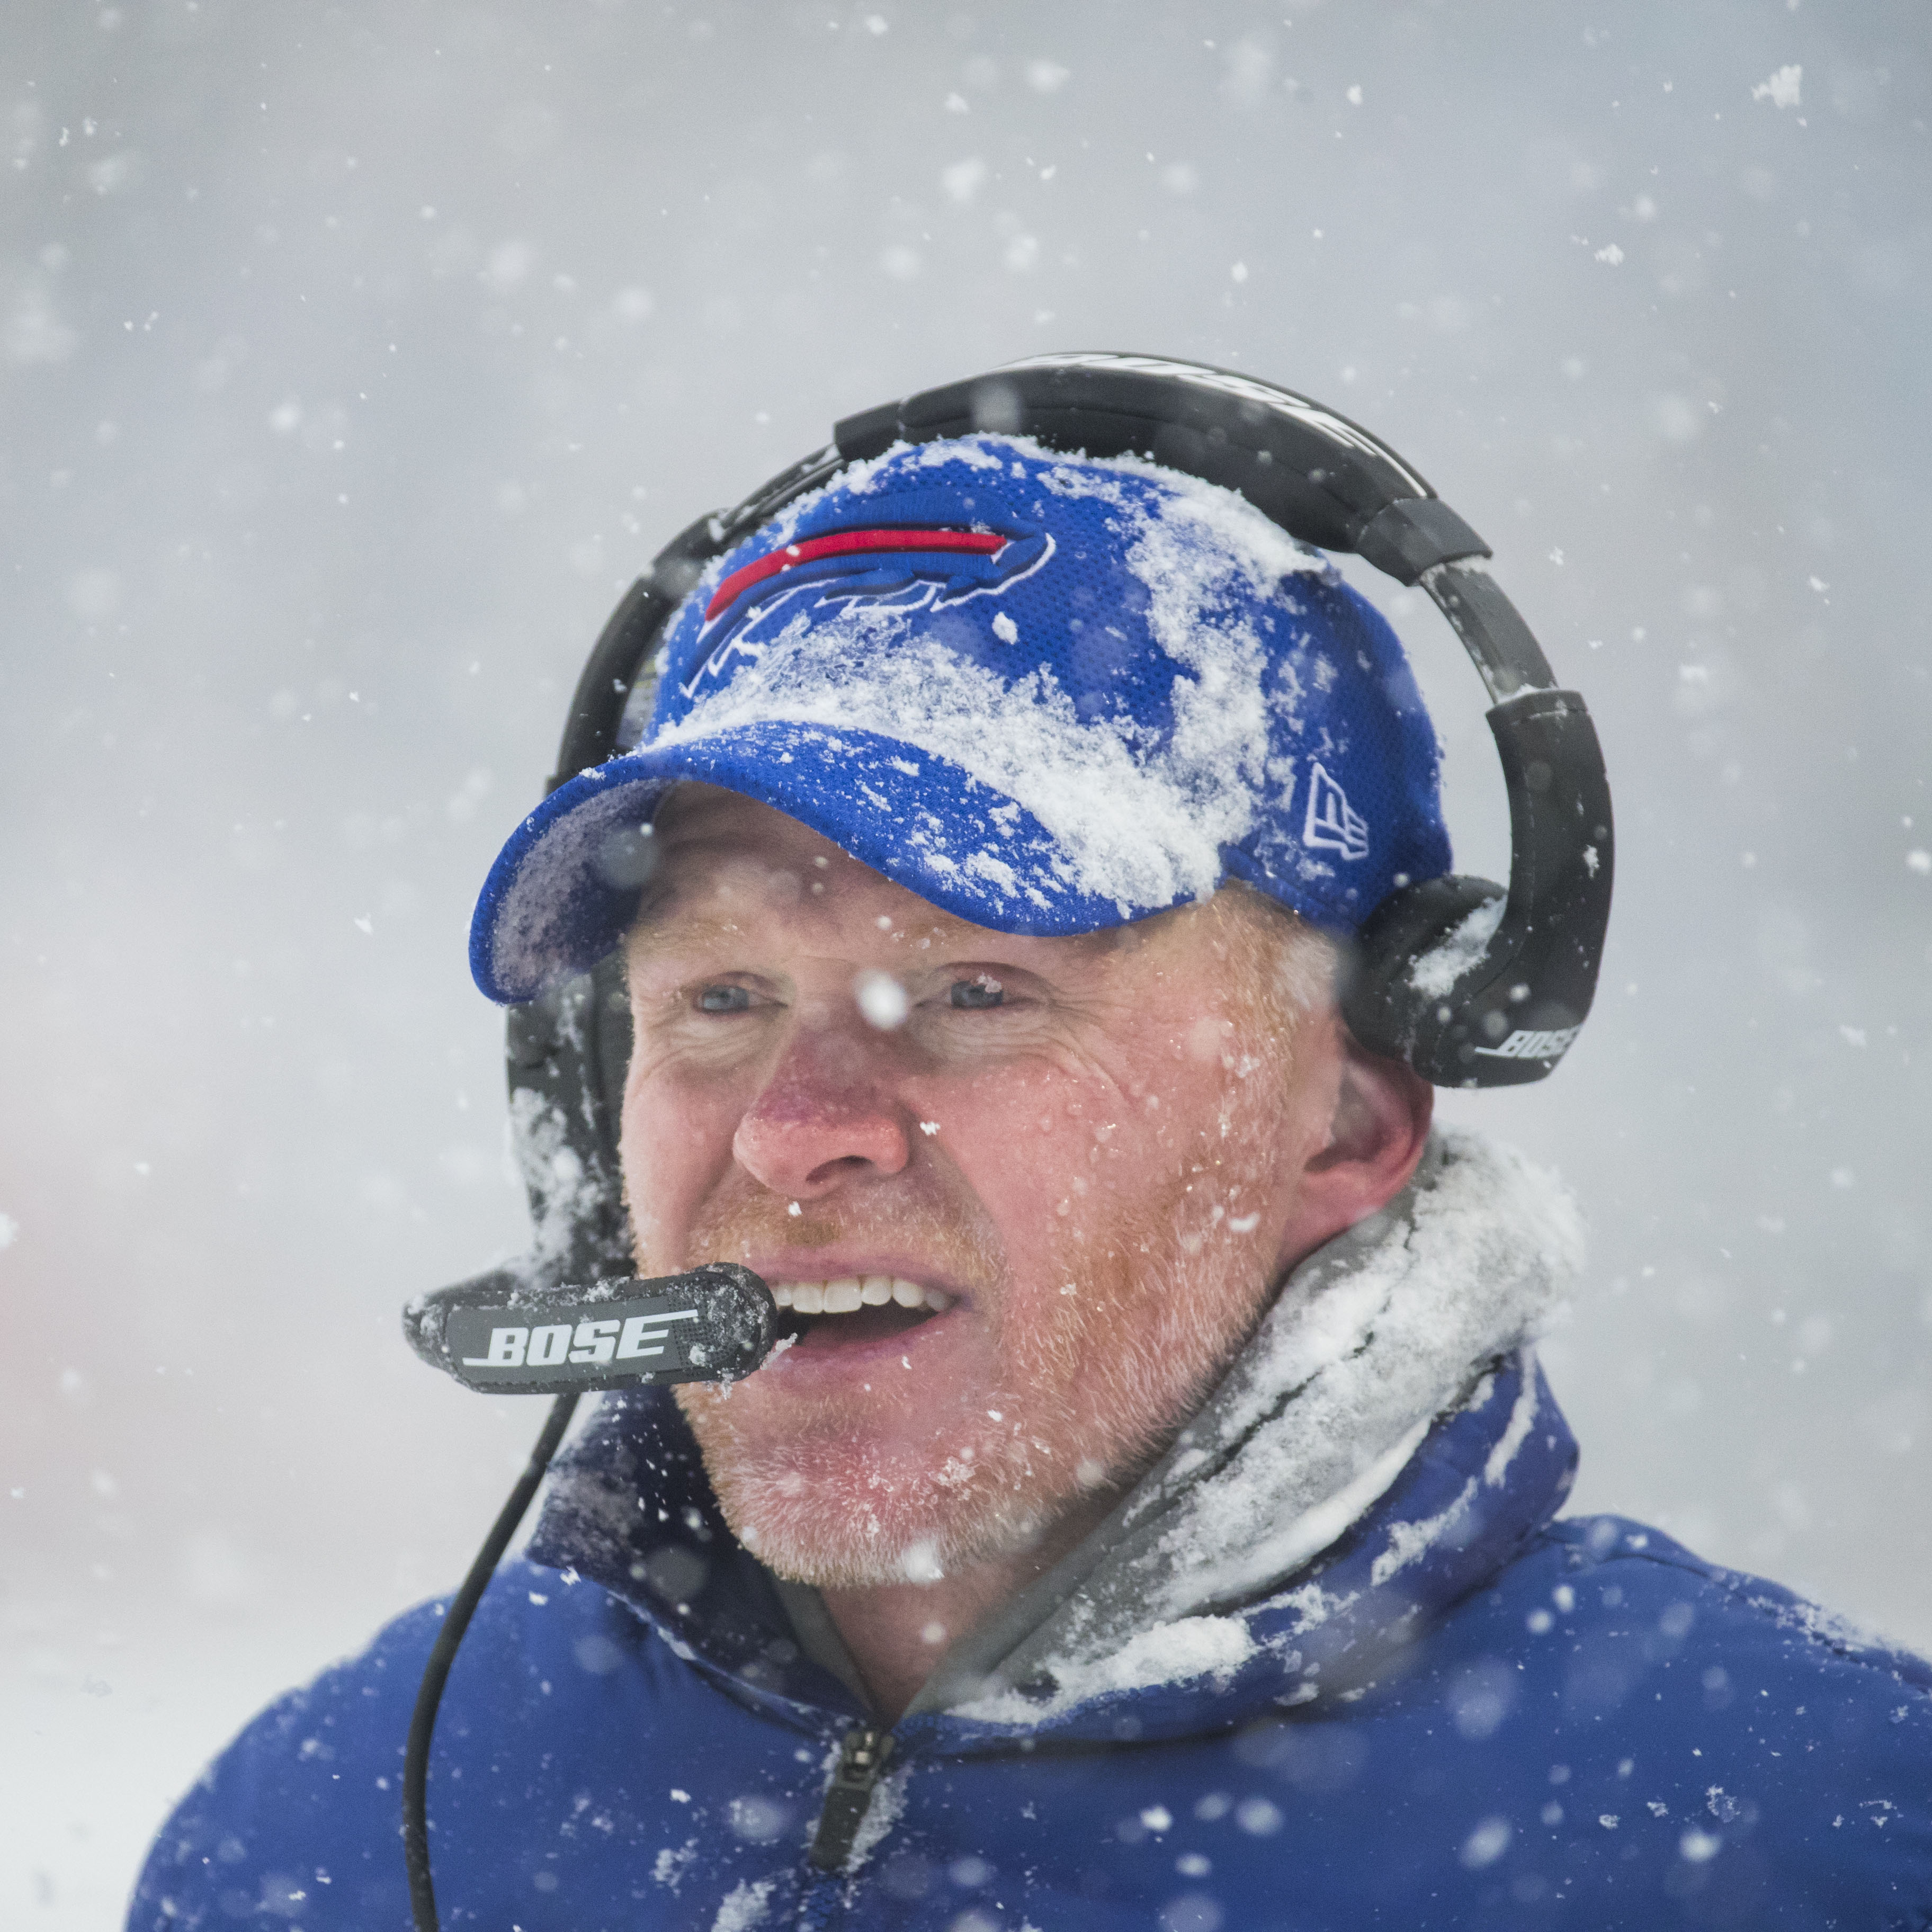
{"left": 470, "top": 721, "right": 1185, "bottom": 1003}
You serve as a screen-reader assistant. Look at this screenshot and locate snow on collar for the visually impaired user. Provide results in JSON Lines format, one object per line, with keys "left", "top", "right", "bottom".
{"left": 916, "top": 1125, "right": 1584, "bottom": 1722}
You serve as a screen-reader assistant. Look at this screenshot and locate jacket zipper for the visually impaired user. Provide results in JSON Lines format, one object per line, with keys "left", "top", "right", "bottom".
{"left": 808, "top": 1726, "right": 895, "bottom": 1873}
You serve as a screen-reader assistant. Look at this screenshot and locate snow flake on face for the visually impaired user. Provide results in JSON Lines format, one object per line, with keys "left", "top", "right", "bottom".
{"left": 853, "top": 970, "right": 909, "bottom": 1030}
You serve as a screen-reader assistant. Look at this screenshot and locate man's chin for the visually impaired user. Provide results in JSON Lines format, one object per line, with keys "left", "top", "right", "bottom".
{"left": 702, "top": 1454, "right": 1059, "bottom": 1590}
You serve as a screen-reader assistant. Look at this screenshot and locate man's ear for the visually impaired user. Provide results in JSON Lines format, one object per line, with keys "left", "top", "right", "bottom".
{"left": 1285, "top": 1018, "right": 1435, "bottom": 1264}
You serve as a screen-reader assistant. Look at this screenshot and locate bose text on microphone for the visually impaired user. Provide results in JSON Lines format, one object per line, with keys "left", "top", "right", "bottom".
{"left": 403, "top": 1262, "right": 779, "bottom": 1396}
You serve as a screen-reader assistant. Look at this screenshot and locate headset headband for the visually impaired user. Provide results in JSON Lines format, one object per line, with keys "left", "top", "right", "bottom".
{"left": 484, "top": 354, "right": 1612, "bottom": 1295}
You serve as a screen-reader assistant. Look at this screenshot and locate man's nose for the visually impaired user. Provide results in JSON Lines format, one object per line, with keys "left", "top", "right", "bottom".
{"left": 731, "top": 1016, "right": 912, "bottom": 1199}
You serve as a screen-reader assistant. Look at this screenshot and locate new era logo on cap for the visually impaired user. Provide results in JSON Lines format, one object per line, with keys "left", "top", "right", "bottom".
{"left": 682, "top": 523, "right": 1054, "bottom": 696}
{"left": 1303, "top": 761, "right": 1370, "bottom": 862}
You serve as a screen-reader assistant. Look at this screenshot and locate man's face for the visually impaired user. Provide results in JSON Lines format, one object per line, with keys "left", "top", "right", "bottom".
{"left": 621, "top": 785, "right": 1344, "bottom": 1588}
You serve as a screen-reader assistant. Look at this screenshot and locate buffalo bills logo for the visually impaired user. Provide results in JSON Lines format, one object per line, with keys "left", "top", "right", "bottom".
{"left": 680, "top": 522, "right": 1053, "bottom": 696}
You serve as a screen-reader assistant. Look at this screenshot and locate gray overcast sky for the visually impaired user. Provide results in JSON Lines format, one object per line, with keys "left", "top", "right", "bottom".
{"left": 3, "top": 3, "right": 1928, "bottom": 1920}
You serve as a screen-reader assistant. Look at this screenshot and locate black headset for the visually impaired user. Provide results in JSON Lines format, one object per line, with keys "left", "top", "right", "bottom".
{"left": 487, "top": 352, "right": 1613, "bottom": 1301}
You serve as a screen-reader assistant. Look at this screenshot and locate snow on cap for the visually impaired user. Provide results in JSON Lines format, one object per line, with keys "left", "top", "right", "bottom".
{"left": 470, "top": 435, "right": 1451, "bottom": 1004}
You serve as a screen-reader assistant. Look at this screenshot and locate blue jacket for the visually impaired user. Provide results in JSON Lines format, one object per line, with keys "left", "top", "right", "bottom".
{"left": 130, "top": 1354, "right": 1932, "bottom": 1930}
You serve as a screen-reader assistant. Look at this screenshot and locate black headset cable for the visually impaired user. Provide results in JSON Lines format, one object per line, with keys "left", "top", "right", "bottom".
{"left": 402, "top": 1390, "right": 580, "bottom": 1932}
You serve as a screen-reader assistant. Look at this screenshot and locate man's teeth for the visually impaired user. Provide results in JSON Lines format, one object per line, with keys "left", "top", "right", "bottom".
{"left": 771, "top": 1275, "right": 954, "bottom": 1316}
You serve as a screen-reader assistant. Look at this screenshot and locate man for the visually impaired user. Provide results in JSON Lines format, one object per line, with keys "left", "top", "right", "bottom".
{"left": 133, "top": 415, "right": 1931, "bottom": 1928}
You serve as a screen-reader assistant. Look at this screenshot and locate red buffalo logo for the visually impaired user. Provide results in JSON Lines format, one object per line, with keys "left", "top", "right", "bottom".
{"left": 681, "top": 523, "right": 1053, "bottom": 696}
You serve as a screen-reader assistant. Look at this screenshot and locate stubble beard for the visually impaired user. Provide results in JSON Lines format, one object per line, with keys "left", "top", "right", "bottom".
{"left": 674, "top": 1132, "right": 1288, "bottom": 1593}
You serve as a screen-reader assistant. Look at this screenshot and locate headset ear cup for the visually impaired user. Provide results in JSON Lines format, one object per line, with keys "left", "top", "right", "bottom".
{"left": 1340, "top": 874, "right": 1507, "bottom": 1073}
{"left": 501, "top": 967, "right": 634, "bottom": 1289}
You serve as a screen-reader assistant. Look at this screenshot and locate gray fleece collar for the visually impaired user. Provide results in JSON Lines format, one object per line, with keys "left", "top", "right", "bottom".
{"left": 899, "top": 1125, "right": 1582, "bottom": 1715}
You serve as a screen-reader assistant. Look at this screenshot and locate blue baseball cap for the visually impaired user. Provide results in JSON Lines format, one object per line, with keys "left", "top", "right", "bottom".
{"left": 471, "top": 435, "right": 1451, "bottom": 1004}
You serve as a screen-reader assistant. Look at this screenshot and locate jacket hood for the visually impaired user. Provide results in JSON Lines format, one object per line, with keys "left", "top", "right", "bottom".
{"left": 528, "top": 1126, "right": 1583, "bottom": 1753}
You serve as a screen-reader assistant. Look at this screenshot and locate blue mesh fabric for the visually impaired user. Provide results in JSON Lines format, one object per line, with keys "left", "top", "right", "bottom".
{"left": 471, "top": 437, "right": 1450, "bottom": 1002}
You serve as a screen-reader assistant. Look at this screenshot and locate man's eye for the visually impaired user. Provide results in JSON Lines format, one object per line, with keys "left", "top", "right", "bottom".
{"left": 949, "top": 975, "right": 1005, "bottom": 1010}
{"left": 696, "top": 985, "right": 753, "bottom": 1014}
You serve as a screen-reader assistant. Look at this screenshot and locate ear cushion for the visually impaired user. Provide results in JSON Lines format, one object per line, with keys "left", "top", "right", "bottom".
{"left": 502, "top": 962, "right": 634, "bottom": 1288}
{"left": 1340, "top": 874, "right": 1506, "bottom": 1068}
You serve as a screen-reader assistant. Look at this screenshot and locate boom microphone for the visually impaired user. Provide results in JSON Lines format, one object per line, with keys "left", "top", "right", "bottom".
{"left": 403, "top": 1262, "right": 779, "bottom": 1394}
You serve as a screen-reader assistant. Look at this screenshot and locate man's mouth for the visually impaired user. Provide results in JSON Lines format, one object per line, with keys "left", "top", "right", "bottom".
{"left": 770, "top": 1275, "right": 955, "bottom": 1354}
{"left": 772, "top": 1275, "right": 953, "bottom": 1316}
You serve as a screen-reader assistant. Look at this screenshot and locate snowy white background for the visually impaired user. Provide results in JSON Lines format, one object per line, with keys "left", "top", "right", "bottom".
{"left": 3, "top": 3, "right": 1927, "bottom": 1922}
